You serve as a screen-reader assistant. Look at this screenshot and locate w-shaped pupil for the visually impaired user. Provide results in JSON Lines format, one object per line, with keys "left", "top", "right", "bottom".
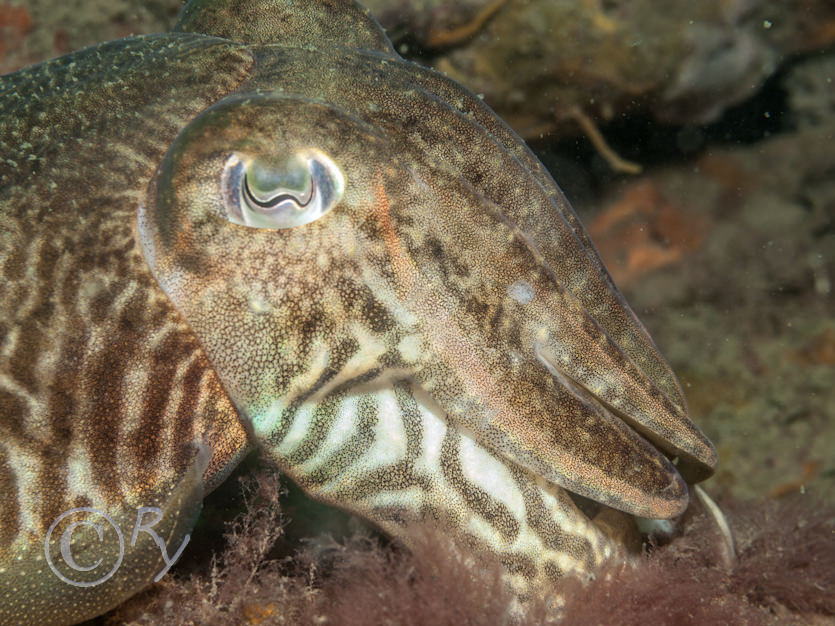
{"left": 243, "top": 174, "right": 314, "bottom": 209}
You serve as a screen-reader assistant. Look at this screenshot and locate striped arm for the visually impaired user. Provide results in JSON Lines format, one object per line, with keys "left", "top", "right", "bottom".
{"left": 260, "top": 379, "right": 625, "bottom": 598}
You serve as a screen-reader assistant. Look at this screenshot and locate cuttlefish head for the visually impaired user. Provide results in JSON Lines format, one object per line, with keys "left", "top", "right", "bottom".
{"left": 139, "top": 87, "right": 716, "bottom": 522}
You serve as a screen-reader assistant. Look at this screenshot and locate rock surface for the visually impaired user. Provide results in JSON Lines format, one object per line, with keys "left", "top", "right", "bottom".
{"left": 4, "top": 0, "right": 835, "bottom": 139}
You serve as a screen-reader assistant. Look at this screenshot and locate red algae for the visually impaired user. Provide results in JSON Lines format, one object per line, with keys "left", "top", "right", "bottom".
{"left": 108, "top": 472, "right": 834, "bottom": 626}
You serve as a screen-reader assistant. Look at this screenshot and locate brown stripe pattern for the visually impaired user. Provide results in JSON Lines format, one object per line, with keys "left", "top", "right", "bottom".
{"left": 0, "top": 33, "right": 253, "bottom": 625}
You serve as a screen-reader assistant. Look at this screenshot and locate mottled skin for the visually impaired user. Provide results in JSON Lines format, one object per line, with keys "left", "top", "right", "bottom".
{"left": 0, "top": 0, "right": 716, "bottom": 624}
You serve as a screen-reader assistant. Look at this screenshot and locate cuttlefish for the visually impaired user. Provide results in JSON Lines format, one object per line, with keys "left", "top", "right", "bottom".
{"left": 0, "top": 0, "right": 717, "bottom": 623}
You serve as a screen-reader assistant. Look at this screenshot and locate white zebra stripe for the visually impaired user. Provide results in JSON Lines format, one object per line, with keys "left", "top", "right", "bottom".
{"left": 362, "top": 485, "right": 426, "bottom": 511}
{"left": 459, "top": 435, "right": 526, "bottom": 522}
{"left": 272, "top": 402, "right": 316, "bottom": 457}
{"left": 350, "top": 388, "right": 407, "bottom": 473}
{"left": 298, "top": 394, "right": 358, "bottom": 474}
{"left": 0, "top": 440, "right": 42, "bottom": 545}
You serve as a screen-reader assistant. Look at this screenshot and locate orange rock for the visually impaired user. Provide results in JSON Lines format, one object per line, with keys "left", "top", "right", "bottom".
{"left": 698, "top": 153, "right": 756, "bottom": 193}
{"left": 0, "top": 3, "right": 32, "bottom": 61}
{"left": 787, "top": 327, "right": 835, "bottom": 366}
{"left": 0, "top": 3, "right": 31, "bottom": 31}
{"left": 799, "top": 17, "right": 835, "bottom": 52}
{"left": 52, "top": 29, "right": 71, "bottom": 56}
{"left": 588, "top": 179, "right": 710, "bottom": 286}
{"left": 767, "top": 460, "right": 821, "bottom": 498}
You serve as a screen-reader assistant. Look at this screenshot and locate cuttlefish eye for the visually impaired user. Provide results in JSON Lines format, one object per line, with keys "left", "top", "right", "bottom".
{"left": 220, "top": 149, "right": 345, "bottom": 229}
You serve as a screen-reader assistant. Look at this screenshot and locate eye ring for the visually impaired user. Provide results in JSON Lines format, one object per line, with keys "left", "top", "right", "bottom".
{"left": 221, "top": 149, "right": 345, "bottom": 229}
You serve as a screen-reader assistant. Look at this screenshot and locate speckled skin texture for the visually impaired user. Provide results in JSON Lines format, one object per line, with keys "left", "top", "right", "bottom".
{"left": 0, "top": 1, "right": 715, "bottom": 623}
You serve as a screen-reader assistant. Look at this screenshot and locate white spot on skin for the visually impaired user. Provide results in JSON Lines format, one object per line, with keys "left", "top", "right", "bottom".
{"left": 507, "top": 279, "right": 535, "bottom": 305}
{"left": 397, "top": 334, "right": 424, "bottom": 363}
{"left": 248, "top": 293, "right": 271, "bottom": 315}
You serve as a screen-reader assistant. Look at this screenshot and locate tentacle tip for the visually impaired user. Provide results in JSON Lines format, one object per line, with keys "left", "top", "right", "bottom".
{"left": 650, "top": 471, "right": 690, "bottom": 519}
{"left": 676, "top": 436, "right": 719, "bottom": 484}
